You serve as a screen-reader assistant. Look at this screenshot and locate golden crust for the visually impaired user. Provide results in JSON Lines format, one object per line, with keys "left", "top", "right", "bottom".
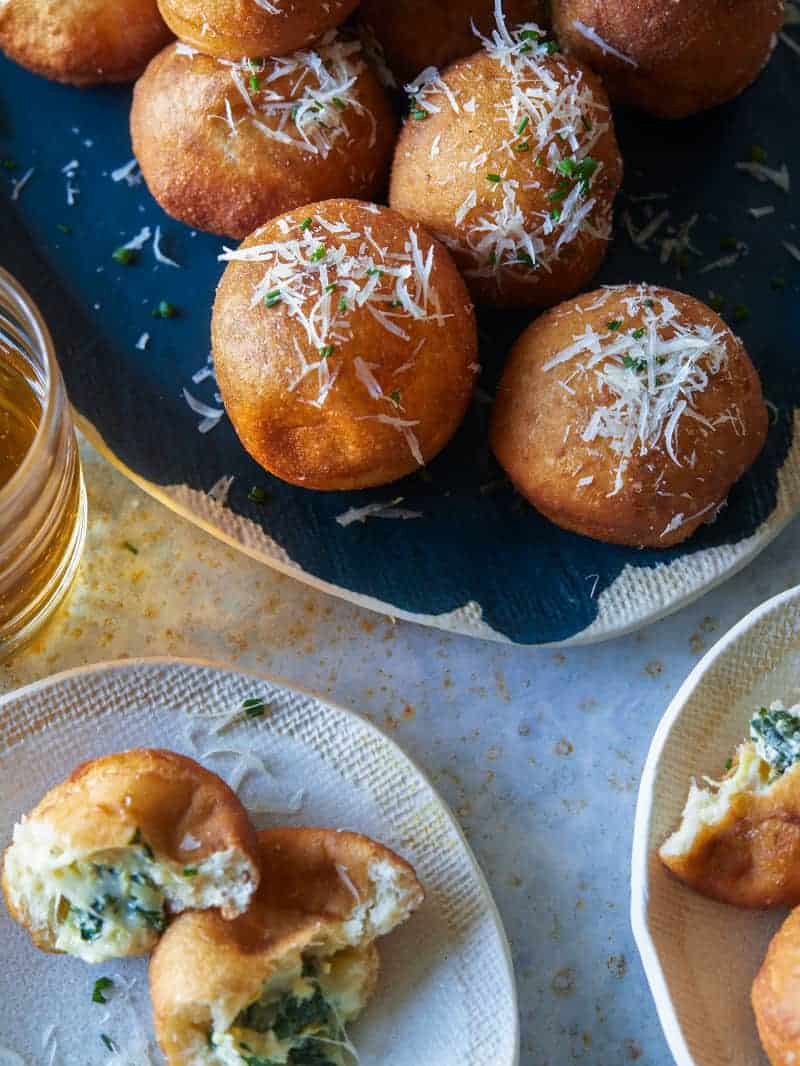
{"left": 489, "top": 285, "right": 767, "bottom": 548}
{"left": 131, "top": 42, "right": 397, "bottom": 240}
{"left": 388, "top": 51, "right": 623, "bottom": 309}
{"left": 150, "top": 827, "right": 423, "bottom": 1064}
{"left": 661, "top": 764, "right": 800, "bottom": 909}
{"left": 212, "top": 199, "right": 478, "bottom": 490}
{"left": 753, "top": 907, "right": 800, "bottom": 1065}
{"left": 359, "top": 0, "right": 547, "bottom": 85}
{"left": 156, "top": 0, "right": 358, "bottom": 60}
{"left": 0, "top": 0, "right": 172, "bottom": 86}
{"left": 1, "top": 748, "right": 260, "bottom": 948}
{"left": 553, "top": 0, "right": 783, "bottom": 119}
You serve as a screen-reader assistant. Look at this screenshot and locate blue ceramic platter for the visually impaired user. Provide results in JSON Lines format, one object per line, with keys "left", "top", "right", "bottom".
{"left": 1, "top": 39, "right": 799, "bottom": 645}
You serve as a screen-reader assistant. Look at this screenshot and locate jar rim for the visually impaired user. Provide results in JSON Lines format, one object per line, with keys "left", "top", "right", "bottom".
{"left": 0, "top": 266, "right": 61, "bottom": 506}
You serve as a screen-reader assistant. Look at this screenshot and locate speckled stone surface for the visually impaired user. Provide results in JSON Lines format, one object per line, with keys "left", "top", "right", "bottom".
{"left": 4, "top": 437, "right": 800, "bottom": 1066}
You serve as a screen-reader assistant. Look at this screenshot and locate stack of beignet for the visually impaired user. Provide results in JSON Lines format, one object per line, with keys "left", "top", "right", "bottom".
{"left": 659, "top": 702, "right": 800, "bottom": 1065}
{"left": 2, "top": 749, "right": 424, "bottom": 1065}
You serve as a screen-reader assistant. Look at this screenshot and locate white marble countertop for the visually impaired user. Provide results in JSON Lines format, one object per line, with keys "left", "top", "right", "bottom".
{"left": 4, "top": 438, "right": 800, "bottom": 1066}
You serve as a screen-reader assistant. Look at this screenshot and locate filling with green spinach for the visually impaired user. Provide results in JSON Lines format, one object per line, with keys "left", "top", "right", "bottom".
{"left": 749, "top": 703, "right": 800, "bottom": 778}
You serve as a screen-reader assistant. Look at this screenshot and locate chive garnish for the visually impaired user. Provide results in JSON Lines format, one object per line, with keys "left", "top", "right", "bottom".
{"left": 248, "top": 74, "right": 260, "bottom": 91}
{"left": 152, "top": 300, "right": 176, "bottom": 318}
{"left": 92, "top": 977, "right": 114, "bottom": 1004}
{"left": 516, "top": 116, "right": 529, "bottom": 135}
{"left": 123, "top": 541, "right": 139, "bottom": 555}
{"left": 324, "top": 282, "right": 338, "bottom": 293}
{"left": 319, "top": 344, "right": 334, "bottom": 358}
{"left": 487, "top": 173, "right": 502, "bottom": 183}
{"left": 183, "top": 867, "right": 198, "bottom": 877}
{"left": 101, "top": 1034, "right": 117, "bottom": 1053}
{"left": 410, "top": 106, "right": 428, "bottom": 121}
{"left": 389, "top": 389, "right": 401, "bottom": 405}
{"left": 300, "top": 217, "right": 312, "bottom": 231}
{"left": 112, "top": 246, "right": 135, "bottom": 266}
{"left": 242, "top": 696, "right": 267, "bottom": 718}
{"left": 264, "top": 290, "right": 281, "bottom": 307}
{"left": 248, "top": 486, "right": 268, "bottom": 504}
{"left": 631, "top": 327, "right": 645, "bottom": 340}
{"left": 749, "top": 144, "right": 767, "bottom": 164}
{"left": 338, "top": 296, "right": 348, "bottom": 312}
{"left": 310, "top": 245, "right": 327, "bottom": 262}
{"left": 607, "top": 319, "right": 622, "bottom": 331}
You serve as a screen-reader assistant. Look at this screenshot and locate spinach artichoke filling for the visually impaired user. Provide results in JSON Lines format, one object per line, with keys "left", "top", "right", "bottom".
{"left": 750, "top": 703, "right": 800, "bottom": 779}
{"left": 57, "top": 831, "right": 167, "bottom": 944}
{"left": 228, "top": 958, "right": 350, "bottom": 1066}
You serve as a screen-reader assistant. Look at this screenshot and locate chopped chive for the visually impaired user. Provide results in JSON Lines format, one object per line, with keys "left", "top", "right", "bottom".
{"left": 123, "top": 541, "right": 139, "bottom": 555}
{"left": 516, "top": 252, "right": 534, "bottom": 266}
{"left": 130, "top": 828, "right": 142, "bottom": 845}
{"left": 606, "top": 319, "right": 623, "bottom": 331}
{"left": 622, "top": 355, "right": 646, "bottom": 372}
{"left": 581, "top": 116, "right": 593, "bottom": 132}
{"left": 487, "top": 173, "right": 502, "bottom": 183}
{"left": 310, "top": 245, "right": 327, "bottom": 262}
{"left": 242, "top": 696, "right": 267, "bottom": 718}
{"left": 112, "top": 246, "right": 136, "bottom": 266}
{"left": 152, "top": 300, "right": 176, "bottom": 318}
{"left": 550, "top": 208, "right": 561, "bottom": 221}
{"left": 337, "top": 296, "right": 348, "bottom": 312}
{"left": 101, "top": 1034, "right": 117, "bottom": 1053}
{"left": 488, "top": 251, "right": 497, "bottom": 266}
{"left": 366, "top": 267, "right": 383, "bottom": 276}
{"left": 749, "top": 144, "right": 767, "bottom": 164}
{"left": 332, "top": 96, "right": 346, "bottom": 110}
{"left": 324, "top": 282, "right": 338, "bottom": 293}
{"left": 299, "top": 217, "right": 313, "bottom": 231}
{"left": 248, "top": 486, "right": 268, "bottom": 504}
{"left": 92, "top": 977, "right": 114, "bottom": 1004}
{"left": 631, "top": 327, "right": 646, "bottom": 340}
{"left": 410, "top": 105, "right": 429, "bottom": 121}
{"left": 543, "top": 40, "right": 559, "bottom": 54}
{"left": 732, "top": 303, "right": 750, "bottom": 322}
{"left": 248, "top": 74, "right": 260, "bottom": 91}
{"left": 516, "top": 116, "right": 529, "bottom": 135}
{"left": 644, "top": 298, "right": 655, "bottom": 309}
{"left": 264, "top": 289, "right": 282, "bottom": 307}
{"left": 514, "top": 140, "right": 531, "bottom": 152}
{"left": 556, "top": 158, "right": 577, "bottom": 178}
{"left": 725, "top": 757, "right": 733, "bottom": 771}
{"left": 319, "top": 344, "right": 335, "bottom": 358}
{"left": 389, "top": 389, "right": 401, "bottom": 405}
{"left": 183, "top": 866, "right": 198, "bottom": 877}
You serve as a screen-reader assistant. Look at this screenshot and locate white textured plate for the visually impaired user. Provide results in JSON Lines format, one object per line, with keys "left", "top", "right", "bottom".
{"left": 631, "top": 584, "right": 800, "bottom": 1066}
{"left": 0, "top": 658, "right": 518, "bottom": 1066}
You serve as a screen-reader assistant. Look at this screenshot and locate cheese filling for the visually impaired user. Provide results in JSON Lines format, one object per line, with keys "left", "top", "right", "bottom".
{"left": 211, "top": 948, "right": 370, "bottom": 1066}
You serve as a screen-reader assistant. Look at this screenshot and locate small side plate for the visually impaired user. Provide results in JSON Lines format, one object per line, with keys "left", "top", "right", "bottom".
{"left": 0, "top": 657, "right": 519, "bottom": 1066}
{"left": 631, "top": 585, "right": 800, "bottom": 1066}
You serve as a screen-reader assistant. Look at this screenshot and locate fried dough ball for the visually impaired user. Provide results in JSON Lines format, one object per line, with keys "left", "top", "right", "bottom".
{"left": 359, "top": 0, "right": 547, "bottom": 85}
{"left": 131, "top": 36, "right": 396, "bottom": 240}
{"left": 212, "top": 199, "right": 478, "bottom": 490}
{"left": 552, "top": 0, "right": 783, "bottom": 119}
{"left": 150, "top": 827, "right": 424, "bottom": 1065}
{"left": 389, "top": 22, "right": 622, "bottom": 309}
{"left": 155, "top": 0, "right": 358, "bottom": 61}
{"left": 753, "top": 907, "right": 800, "bottom": 1065}
{"left": 0, "top": 0, "right": 172, "bottom": 85}
{"left": 661, "top": 703, "right": 800, "bottom": 908}
{"left": 1, "top": 749, "right": 260, "bottom": 963}
{"left": 490, "top": 284, "right": 767, "bottom": 547}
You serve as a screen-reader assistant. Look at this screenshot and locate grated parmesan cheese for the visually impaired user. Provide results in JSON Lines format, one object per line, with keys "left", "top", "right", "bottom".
{"left": 208, "top": 32, "right": 375, "bottom": 159}
{"left": 735, "top": 159, "right": 791, "bottom": 192}
{"left": 543, "top": 285, "right": 732, "bottom": 496}
{"left": 413, "top": 0, "right": 614, "bottom": 284}
{"left": 335, "top": 498, "right": 423, "bottom": 526}
{"left": 571, "top": 20, "right": 638, "bottom": 66}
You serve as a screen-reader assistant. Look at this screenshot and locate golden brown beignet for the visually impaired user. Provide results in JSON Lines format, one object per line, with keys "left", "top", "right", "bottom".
{"left": 212, "top": 198, "right": 478, "bottom": 490}
{"left": 2, "top": 748, "right": 260, "bottom": 962}
{"left": 0, "top": 0, "right": 172, "bottom": 85}
{"left": 552, "top": 0, "right": 783, "bottom": 119}
{"left": 359, "top": 0, "right": 547, "bottom": 85}
{"left": 150, "top": 827, "right": 424, "bottom": 1065}
{"left": 490, "top": 284, "right": 767, "bottom": 547}
{"left": 389, "top": 21, "right": 622, "bottom": 309}
{"left": 753, "top": 906, "right": 800, "bottom": 1065}
{"left": 131, "top": 36, "right": 396, "bottom": 239}
{"left": 155, "top": 0, "right": 358, "bottom": 61}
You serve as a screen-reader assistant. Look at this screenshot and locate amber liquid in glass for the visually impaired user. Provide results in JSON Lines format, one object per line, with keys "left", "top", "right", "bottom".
{"left": 0, "top": 342, "right": 83, "bottom": 643}
{"left": 0, "top": 348, "right": 40, "bottom": 489}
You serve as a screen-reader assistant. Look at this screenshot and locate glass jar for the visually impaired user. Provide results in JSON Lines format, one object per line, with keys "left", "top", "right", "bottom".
{"left": 0, "top": 268, "right": 86, "bottom": 656}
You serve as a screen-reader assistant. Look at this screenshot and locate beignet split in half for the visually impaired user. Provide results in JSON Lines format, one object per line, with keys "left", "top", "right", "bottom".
{"left": 150, "top": 827, "right": 424, "bottom": 1066}
{"left": 2, "top": 749, "right": 260, "bottom": 962}
{"left": 660, "top": 703, "right": 800, "bottom": 907}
